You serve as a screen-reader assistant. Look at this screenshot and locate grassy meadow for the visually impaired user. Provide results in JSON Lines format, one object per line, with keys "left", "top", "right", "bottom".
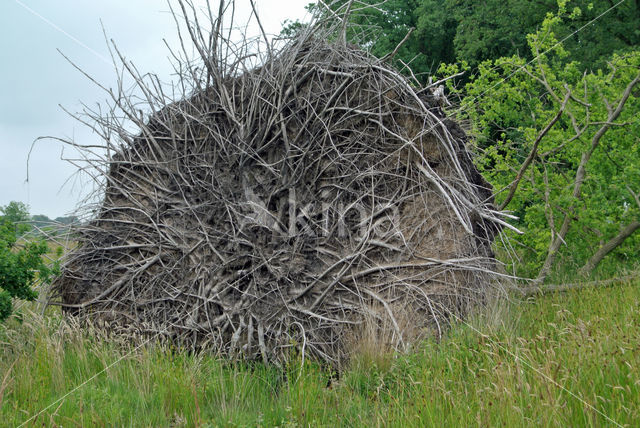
{"left": 0, "top": 278, "right": 638, "bottom": 427}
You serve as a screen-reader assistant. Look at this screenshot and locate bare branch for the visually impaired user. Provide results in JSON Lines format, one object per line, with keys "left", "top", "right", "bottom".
{"left": 499, "top": 90, "right": 571, "bottom": 210}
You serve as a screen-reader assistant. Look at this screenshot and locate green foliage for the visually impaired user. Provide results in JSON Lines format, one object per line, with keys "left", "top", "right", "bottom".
{"left": 439, "top": 9, "right": 640, "bottom": 277}
{"left": 554, "top": 0, "right": 640, "bottom": 70}
{"left": 2, "top": 280, "right": 639, "bottom": 425}
{"left": 1, "top": 201, "right": 30, "bottom": 236}
{"left": 283, "top": 0, "right": 441, "bottom": 78}
{"left": 0, "top": 202, "right": 59, "bottom": 322}
{"left": 448, "top": 0, "right": 639, "bottom": 71}
{"left": 448, "top": 0, "right": 549, "bottom": 69}
{"left": 335, "top": 0, "right": 448, "bottom": 77}
{"left": 284, "top": 0, "right": 639, "bottom": 78}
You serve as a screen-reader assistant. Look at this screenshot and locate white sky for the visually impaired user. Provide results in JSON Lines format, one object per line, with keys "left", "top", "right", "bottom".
{"left": 0, "top": 0, "right": 310, "bottom": 218}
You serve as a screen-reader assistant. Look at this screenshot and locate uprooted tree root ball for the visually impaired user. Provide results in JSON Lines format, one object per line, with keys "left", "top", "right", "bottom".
{"left": 51, "top": 1, "right": 511, "bottom": 366}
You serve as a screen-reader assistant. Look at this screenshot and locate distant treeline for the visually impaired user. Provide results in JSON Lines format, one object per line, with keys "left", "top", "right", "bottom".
{"left": 1, "top": 201, "right": 79, "bottom": 238}
{"left": 29, "top": 214, "right": 79, "bottom": 236}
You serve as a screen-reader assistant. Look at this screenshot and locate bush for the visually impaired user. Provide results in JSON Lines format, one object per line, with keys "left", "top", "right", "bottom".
{"left": 0, "top": 202, "right": 59, "bottom": 322}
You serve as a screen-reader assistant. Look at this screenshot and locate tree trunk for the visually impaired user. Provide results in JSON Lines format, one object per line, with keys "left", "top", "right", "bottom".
{"left": 579, "top": 220, "right": 640, "bottom": 276}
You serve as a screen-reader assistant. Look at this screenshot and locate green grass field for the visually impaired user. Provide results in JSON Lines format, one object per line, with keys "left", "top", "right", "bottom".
{"left": 1, "top": 279, "right": 639, "bottom": 427}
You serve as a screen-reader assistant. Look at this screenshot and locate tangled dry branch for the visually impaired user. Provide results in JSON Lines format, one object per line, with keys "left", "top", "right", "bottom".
{"left": 50, "top": 0, "right": 511, "bottom": 366}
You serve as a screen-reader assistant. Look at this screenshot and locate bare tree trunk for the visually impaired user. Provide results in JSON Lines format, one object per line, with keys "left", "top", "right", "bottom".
{"left": 580, "top": 186, "right": 640, "bottom": 276}
{"left": 579, "top": 220, "right": 640, "bottom": 276}
{"left": 521, "top": 272, "right": 640, "bottom": 296}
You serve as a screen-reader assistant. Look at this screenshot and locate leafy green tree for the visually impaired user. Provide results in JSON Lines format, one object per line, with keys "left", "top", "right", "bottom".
{"left": 2, "top": 201, "right": 30, "bottom": 234}
{"left": 284, "top": 0, "right": 640, "bottom": 76}
{"left": 556, "top": 0, "right": 640, "bottom": 70}
{"left": 0, "top": 202, "right": 59, "bottom": 322}
{"left": 448, "top": 0, "right": 549, "bottom": 69}
{"left": 439, "top": 6, "right": 640, "bottom": 280}
{"left": 282, "top": 0, "right": 453, "bottom": 80}
{"left": 337, "top": 0, "right": 456, "bottom": 76}
{"left": 448, "top": 0, "right": 640, "bottom": 70}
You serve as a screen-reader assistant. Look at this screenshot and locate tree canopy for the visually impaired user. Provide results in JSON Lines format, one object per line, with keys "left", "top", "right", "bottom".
{"left": 439, "top": 7, "right": 640, "bottom": 279}
{"left": 286, "top": 0, "right": 640, "bottom": 77}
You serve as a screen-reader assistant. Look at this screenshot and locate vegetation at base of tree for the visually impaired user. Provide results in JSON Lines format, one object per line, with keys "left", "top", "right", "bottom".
{"left": 0, "top": 202, "right": 60, "bottom": 322}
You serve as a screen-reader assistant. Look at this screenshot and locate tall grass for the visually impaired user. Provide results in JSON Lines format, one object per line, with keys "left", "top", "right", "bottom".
{"left": 1, "top": 279, "right": 639, "bottom": 427}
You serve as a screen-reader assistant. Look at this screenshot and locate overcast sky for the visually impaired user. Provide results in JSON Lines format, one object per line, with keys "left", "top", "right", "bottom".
{"left": 0, "top": 0, "right": 309, "bottom": 218}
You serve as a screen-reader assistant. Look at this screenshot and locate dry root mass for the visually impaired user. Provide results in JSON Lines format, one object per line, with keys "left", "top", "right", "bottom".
{"left": 52, "top": 2, "right": 507, "bottom": 365}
